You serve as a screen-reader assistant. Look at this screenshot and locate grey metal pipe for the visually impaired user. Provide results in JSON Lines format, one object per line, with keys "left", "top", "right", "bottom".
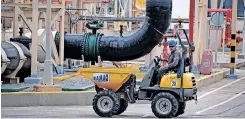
{"left": 1, "top": 41, "right": 31, "bottom": 81}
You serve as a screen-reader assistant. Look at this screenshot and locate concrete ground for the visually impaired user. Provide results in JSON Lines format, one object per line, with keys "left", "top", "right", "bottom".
{"left": 2, "top": 69, "right": 245, "bottom": 118}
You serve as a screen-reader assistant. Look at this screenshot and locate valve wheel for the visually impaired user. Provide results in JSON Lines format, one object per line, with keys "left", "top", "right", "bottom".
{"left": 92, "top": 90, "right": 120, "bottom": 117}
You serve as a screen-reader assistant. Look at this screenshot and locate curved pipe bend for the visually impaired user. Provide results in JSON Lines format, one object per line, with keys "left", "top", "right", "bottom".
{"left": 12, "top": 0, "right": 172, "bottom": 62}
{"left": 99, "top": 0, "right": 172, "bottom": 61}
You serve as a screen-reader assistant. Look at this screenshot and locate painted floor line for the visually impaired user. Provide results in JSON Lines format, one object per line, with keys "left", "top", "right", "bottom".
{"left": 195, "top": 90, "right": 245, "bottom": 114}
{"left": 197, "top": 77, "right": 245, "bottom": 99}
{"left": 1, "top": 108, "right": 91, "bottom": 111}
{"left": 142, "top": 114, "right": 152, "bottom": 118}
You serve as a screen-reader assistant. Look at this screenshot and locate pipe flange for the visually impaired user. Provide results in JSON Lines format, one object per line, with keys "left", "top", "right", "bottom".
{"left": 82, "top": 33, "right": 104, "bottom": 62}
{"left": 83, "top": 33, "right": 90, "bottom": 61}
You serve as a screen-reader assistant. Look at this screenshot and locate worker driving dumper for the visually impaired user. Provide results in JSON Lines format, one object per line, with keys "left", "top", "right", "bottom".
{"left": 154, "top": 40, "right": 182, "bottom": 87}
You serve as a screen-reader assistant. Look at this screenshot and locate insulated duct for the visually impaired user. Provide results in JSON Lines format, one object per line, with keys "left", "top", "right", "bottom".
{"left": 12, "top": 0, "right": 172, "bottom": 63}
{"left": 1, "top": 41, "right": 31, "bottom": 82}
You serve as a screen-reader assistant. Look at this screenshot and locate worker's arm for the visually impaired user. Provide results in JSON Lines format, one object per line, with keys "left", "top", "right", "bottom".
{"left": 166, "top": 52, "right": 180, "bottom": 69}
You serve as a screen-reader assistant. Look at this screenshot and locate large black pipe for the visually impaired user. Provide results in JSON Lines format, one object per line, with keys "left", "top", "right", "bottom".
{"left": 99, "top": 0, "right": 172, "bottom": 61}
{"left": 58, "top": 0, "right": 172, "bottom": 62}
{"left": 11, "top": 0, "right": 172, "bottom": 62}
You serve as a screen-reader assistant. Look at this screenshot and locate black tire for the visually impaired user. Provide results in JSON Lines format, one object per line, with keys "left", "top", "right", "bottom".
{"left": 92, "top": 90, "right": 120, "bottom": 117}
{"left": 175, "top": 102, "right": 186, "bottom": 117}
{"left": 151, "top": 92, "right": 179, "bottom": 118}
{"left": 115, "top": 99, "right": 128, "bottom": 115}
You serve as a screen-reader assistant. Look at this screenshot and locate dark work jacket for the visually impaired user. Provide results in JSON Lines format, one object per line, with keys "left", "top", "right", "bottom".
{"left": 166, "top": 49, "right": 182, "bottom": 72}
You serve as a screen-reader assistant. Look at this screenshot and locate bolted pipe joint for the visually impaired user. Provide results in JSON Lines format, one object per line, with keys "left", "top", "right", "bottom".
{"left": 82, "top": 33, "right": 104, "bottom": 63}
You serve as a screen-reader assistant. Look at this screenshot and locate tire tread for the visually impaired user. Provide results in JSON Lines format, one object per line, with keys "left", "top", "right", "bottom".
{"left": 151, "top": 92, "right": 179, "bottom": 118}
{"left": 92, "top": 90, "right": 120, "bottom": 117}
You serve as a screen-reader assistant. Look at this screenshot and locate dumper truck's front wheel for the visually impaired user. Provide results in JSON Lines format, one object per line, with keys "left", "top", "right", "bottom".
{"left": 151, "top": 92, "right": 179, "bottom": 118}
{"left": 175, "top": 102, "right": 186, "bottom": 117}
{"left": 92, "top": 90, "right": 120, "bottom": 117}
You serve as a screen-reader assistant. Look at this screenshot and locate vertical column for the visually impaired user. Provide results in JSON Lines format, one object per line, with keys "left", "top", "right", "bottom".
{"left": 2, "top": 19, "right": 6, "bottom": 41}
{"left": 114, "top": 0, "right": 118, "bottom": 31}
{"left": 77, "top": 0, "right": 82, "bottom": 34}
{"left": 59, "top": 0, "right": 65, "bottom": 74}
{"left": 31, "top": 0, "right": 39, "bottom": 76}
{"left": 43, "top": 0, "right": 53, "bottom": 85}
{"left": 104, "top": 3, "right": 108, "bottom": 30}
{"left": 72, "top": 0, "right": 76, "bottom": 33}
{"left": 193, "top": 0, "right": 208, "bottom": 73}
{"left": 229, "top": 0, "right": 237, "bottom": 77}
{"left": 242, "top": 0, "right": 245, "bottom": 55}
{"left": 13, "top": 5, "right": 19, "bottom": 36}
{"left": 193, "top": 0, "right": 199, "bottom": 68}
{"left": 230, "top": 34, "right": 236, "bottom": 73}
{"left": 23, "top": 18, "right": 26, "bottom": 34}
{"left": 199, "top": 0, "right": 208, "bottom": 63}
{"left": 211, "top": 0, "right": 218, "bottom": 8}
{"left": 219, "top": 0, "right": 224, "bottom": 8}
{"left": 81, "top": 1, "right": 85, "bottom": 33}
{"left": 211, "top": 0, "right": 218, "bottom": 51}
{"left": 39, "top": 19, "right": 43, "bottom": 29}
{"left": 56, "top": 20, "right": 60, "bottom": 31}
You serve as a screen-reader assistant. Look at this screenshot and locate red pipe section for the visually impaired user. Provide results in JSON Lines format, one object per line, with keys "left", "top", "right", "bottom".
{"left": 208, "top": 9, "right": 232, "bottom": 12}
{"left": 225, "top": 10, "right": 232, "bottom": 46}
{"left": 189, "top": 0, "right": 194, "bottom": 43}
{"left": 81, "top": 0, "right": 111, "bottom": 4}
{"left": 161, "top": 37, "right": 169, "bottom": 66}
{"left": 65, "top": 0, "right": 111, "bottom": 4}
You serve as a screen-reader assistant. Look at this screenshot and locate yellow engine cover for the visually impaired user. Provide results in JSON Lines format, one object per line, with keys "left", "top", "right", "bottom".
{"left": 160, "top": 73, "right": 195, "bottom": 89}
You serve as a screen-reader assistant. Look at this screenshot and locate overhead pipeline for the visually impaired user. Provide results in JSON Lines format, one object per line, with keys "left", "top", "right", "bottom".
{"left": 12, "top": 0, "right": 172, "bottom": 63}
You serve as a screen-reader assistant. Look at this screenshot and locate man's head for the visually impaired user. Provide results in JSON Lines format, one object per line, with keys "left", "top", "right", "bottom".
{"left": 168, "top": 40, "right": 177, "bottom": 52}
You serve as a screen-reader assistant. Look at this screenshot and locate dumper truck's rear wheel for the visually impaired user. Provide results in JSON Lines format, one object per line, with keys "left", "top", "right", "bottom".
{"left": 151, "top": 92, "right": 179, "bottom": 118}
{"left": 92, "top": 90, "right": 120, "bottom": 117}
{"left": 115, "top": 99, "right": 128, "bottom": 115}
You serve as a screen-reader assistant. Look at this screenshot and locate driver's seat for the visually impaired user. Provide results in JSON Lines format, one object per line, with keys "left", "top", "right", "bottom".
{"left": 139, "top": 65, "right": 156, "bottom": 88}
{"left": 176, "top": 57, "right": 191, "bottom": 78}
